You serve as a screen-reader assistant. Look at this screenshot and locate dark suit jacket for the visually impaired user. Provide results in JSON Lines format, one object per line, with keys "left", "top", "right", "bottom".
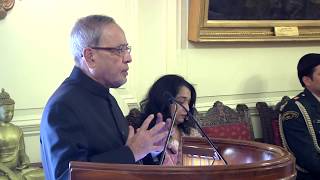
{"left": 40, "top": 67, "right": 135, "bottom": 180}
{"left": 280, "top": 89, "right": 320, "bottom": 180}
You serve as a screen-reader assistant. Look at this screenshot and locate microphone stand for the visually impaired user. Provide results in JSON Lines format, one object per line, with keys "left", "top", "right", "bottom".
{"left": 159, "top": 104, "right": 177, "bottom": 165}
{"left": 170, "top": 98, "right": 228, "bottom": 165}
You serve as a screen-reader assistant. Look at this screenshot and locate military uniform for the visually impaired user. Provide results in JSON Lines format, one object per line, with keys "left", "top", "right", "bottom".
{"left": 279, "top": 89, "right": 320, "bottom": 180}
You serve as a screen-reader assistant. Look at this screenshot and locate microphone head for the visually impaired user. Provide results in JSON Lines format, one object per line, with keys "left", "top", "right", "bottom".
{"left": 163, "top": 91, "right": 174, "bottom": 104}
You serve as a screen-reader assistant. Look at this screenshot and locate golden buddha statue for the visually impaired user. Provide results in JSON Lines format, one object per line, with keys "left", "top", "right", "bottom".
{"left": 0, "top": 89, "right": 44, "bottom": 180}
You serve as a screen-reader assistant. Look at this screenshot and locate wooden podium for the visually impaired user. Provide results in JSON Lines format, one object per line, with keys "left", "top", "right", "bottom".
{"left": 69, "top": 137, "right": 296, "bottom": 180}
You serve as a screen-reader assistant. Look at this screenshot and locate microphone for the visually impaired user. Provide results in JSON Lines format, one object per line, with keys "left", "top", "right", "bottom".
{"left": 162, "top": 91, "right": 227, "bottom": 165}
{"left": 159, "top": 92, "right": 178, "bottom": 165}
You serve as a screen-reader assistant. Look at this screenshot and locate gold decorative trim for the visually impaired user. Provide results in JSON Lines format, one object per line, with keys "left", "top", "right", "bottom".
{"left": 279, "top": 114, "right": 308, "bottom": 173}
{"left": 200, "top": 31, "right": 320, "bottom": 37}
{"left": 200, "top": 31, "right": 273, "bottom": 36}
{"left": 295, "top": 101, "right": 320, "bottom": 153}
{"left": 0, "top": 0, "right": 15, "bottom": 20}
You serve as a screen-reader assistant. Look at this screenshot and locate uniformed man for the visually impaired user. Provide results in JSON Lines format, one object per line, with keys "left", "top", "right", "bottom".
{"left": 279, "top": 53, "right": 320, "bottom": 180}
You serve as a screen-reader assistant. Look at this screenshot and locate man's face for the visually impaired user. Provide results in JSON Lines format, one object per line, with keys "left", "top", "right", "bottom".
{"left": 88, "top": 23, "right": 132, "bottom": 88}
{"left": 304, "top": 65, "right": 320, "bottom": 96}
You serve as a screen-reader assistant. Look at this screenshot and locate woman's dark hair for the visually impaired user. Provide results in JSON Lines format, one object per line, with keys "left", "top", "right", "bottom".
{"left": 140, "top": 74, "right": 197, "bottom": 135}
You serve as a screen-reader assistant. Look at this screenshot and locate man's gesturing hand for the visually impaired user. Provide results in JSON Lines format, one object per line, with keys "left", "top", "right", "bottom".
{"left": 126, "top": 113, "right": 169, "bottom": 162}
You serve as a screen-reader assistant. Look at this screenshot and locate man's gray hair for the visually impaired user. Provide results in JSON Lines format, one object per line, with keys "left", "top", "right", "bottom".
{"left": 70, "top": 15, "right": 115, "bottom": 65}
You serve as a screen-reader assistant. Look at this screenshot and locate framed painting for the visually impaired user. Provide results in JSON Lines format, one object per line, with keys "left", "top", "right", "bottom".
{"left": 188, "top": 0, "right": 320, "bottom": 42}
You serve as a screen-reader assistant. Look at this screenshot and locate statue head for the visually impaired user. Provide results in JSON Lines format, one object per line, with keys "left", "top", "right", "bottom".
{"left": 0, "top": 88, "right": 15, "bottom": 123}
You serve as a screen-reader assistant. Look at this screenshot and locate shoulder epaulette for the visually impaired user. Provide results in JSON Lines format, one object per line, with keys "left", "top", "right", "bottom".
{"left": 294, "top": 92, "right": 306, "bottom": 101}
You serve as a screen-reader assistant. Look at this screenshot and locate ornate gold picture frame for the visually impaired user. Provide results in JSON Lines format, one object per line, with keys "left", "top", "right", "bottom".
{"left": 188, "top": 0, "right": 320, "bottom": 42}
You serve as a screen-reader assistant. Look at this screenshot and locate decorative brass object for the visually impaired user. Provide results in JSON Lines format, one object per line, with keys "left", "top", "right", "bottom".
{"left": 188, "top": 0, "right": 320, "bottom": 42}
{"left": 0, "top": 0, "right": 15, "bottom": 20}
{"left": 0, "top": 89, "right": 44, "bottom": 180}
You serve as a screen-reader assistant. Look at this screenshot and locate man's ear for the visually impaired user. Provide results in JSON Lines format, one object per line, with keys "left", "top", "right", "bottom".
{"left": 82, "top": 47, "right": 95, "bottom": 68}
{"left": 302, "top": 76, "right": 312, "bottom": 87}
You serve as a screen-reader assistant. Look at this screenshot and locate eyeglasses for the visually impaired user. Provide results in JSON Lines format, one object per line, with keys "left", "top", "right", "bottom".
{"left": 90, "top": 44, "right": 131, "bottom": 57}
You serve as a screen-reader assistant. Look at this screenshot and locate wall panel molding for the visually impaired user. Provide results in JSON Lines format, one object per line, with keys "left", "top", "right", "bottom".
{"left": 12, "top": 90, "right": 300, "bottom": 139}
{"left": 12, "top": 108, "right": 42, "bottom": 136}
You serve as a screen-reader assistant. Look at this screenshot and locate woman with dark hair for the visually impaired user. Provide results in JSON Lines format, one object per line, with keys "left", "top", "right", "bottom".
{"left": 140, "top": 74, "right": 201, "bottom": 165}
